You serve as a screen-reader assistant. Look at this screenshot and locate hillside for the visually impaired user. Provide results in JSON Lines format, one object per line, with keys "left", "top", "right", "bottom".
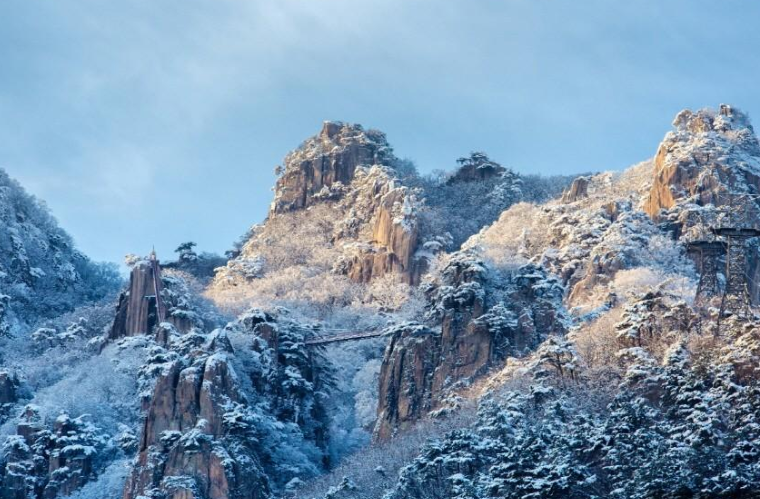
{"left": 0, "top": 169, "right": 120, "bottom": 334}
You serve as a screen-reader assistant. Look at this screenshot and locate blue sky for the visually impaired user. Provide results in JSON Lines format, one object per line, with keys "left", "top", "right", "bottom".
{"left": 1, "top": 0, "right": 760, "bottom": 265}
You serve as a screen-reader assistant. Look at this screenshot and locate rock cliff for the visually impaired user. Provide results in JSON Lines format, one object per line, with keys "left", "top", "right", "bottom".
{"left": 0, "top": 406, "right": 102, "bottom": 499}
{"left": 271, "top": 122, "right": 395, "bottom": 214}
{"left": 645, "top": 104, "right": 760, "bottom": 230}
{"left": 643, "top": 105, "right": 760, "bottom": 302}
{"left": 215, "top": 122, "right": 427, "bottom": 290}
{"left": 109, "top": 257, "right": 197, "bottom": 341}
{"left": 342, "top": 171, "right": 423, "bottom": 284}
{"left": 122, "top": 310, "right": 332, "bottom": 499}
{"left": 446, "top": 151, "right": 506, "bottom": 184}
{"left": 561, "top": 176, "right": 590, "bottom": 203}
{"left": 122, "top": 331, "right": 269, "bottom": 499}
{"left": 374, "top": 253, "right": 567, "bottom": 441}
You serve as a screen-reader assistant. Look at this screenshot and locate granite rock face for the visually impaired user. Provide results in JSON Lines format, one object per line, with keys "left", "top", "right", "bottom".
{"left": 271, "top": 121, "right": 395, "bottom": 215}
{"left": 643, "top": 105, "right": 760, "bottom": 302}
{"left": 122, "top": 310, "right": 332, "bottom": 499}
{"left": 218, "top": 122, "right": 428, "bottom": 287}
{"left": 122, "top": 332, "right": 270, "bottom": 499}
{"left": 109, "top": 259, "right": 195, "bottom": 341}
{"left": 561, "top": 176, "right": 590, "bottom": 203}
{"left": 109, "top": 260, "right": 164, "bottom": 340}
{"left": 373, "top": 324, "right": 440, "bottom": 441}
{"left": 374, "top": 253, "right": 567, "bottom": 441}
{"left": 447, "top": 152, "right": 506, "bottom": 184}
{"left": 344, "top": 175, "right": 423, "bottom": 285}
{"left": 645, "top": 104, "right": 760, "bottom": 227}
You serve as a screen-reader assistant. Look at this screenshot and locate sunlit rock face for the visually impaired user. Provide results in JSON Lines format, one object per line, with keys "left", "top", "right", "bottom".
{"left": 644, "top": 105, "right": 760, "bottom": 302}
{"left": 343, "top": 177, "right": 423, "bottom": 285}
{"left": 215, "top": 121, "right": 428, "bottom": 288}
{"left": 271, "top": 121, "right": 423, "bottom": 284}
{"left": 109, "top": 260, "right": 198, "bottom": 342}
{"left": 645, "top": 105, "right": 760, "bottom": 229}
{"left": 271, "top": 121, "right": 396, "bottom": 215}
{"left": 561, "top": 176, "right": 590, "bottom": 203}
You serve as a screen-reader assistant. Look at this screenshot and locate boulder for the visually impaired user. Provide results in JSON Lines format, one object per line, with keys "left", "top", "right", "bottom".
{"left": 561, "top": 176, "right": 590, "bottom": 203}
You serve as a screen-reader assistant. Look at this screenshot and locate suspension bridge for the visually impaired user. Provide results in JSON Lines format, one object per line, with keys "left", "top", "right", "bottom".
{"left": 304, "top": 328, "right": 388, "bottom": 346}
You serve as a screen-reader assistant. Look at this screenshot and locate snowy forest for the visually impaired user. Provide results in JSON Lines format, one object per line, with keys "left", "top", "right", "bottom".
{"left": 4, "top": 105, "right": 760, "bottom": 499}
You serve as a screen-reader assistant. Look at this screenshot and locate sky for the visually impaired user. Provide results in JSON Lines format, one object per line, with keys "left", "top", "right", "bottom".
{"left": 1, "top": 0, "right": 760, "bottom": 265}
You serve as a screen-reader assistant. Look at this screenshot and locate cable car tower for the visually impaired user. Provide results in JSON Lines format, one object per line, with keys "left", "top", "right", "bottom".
{"left": 710, "top": 182, "right": 760, "bottom": 331}
{"left": 687, "top": 240, "right": 724, "bottom": 306}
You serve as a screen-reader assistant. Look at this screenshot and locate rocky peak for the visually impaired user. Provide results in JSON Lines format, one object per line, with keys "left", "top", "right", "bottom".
{"left": 215, "top": 122, "right": 428, "bottom": 290}
{"left": 642, "top": 105, "right": 760, "bottom": 302}
{"left": 644, "top": 104, "right": 760, "bottom": 229}
{"left": 447, "top": 152, "right": 506, "bottom": 184}
{"left": 561, "top": 176, "right": 590, "bottom": 203}
{"left": 271, "top": 121, "right": 396, "bottom": 214}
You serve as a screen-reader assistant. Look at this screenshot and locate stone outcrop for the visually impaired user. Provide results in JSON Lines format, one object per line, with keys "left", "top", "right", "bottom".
{"left": 374, "top": 324, "right": 440, "bottom": 441}
{"left": 345, "top": 179, "right": 424, "bottom": 285}
{"left": 645, "top": 104, "right": 760, "bottom": 225}
{"left": 272, "top": 122, "right": 425, "bottom": 285}
{"left": 271, "top": 121, "right": 395, "bottom": 214}
{"left": 561, "top": 176, "right": 590, "bottom": 203}
{"left": 110, "top": 258, "right": 165, "bottom": 340}
{"left": 447, "top": 152, "right": 506, "bottom": 184}
{"left": 374, "top": 254, "right": 567, "bottom": 441}
{"left": 643, "top": 105, "right": 760, "bottom": 303}
{"left": 217, "top": 122, "right": 429, "bottom": 288}
{"left": 0, "top": 406, "right": 100, "bottom": 499}
{"left": 123, "top": 311, "right": 332, "bottom": 499}
{"left": 110, "top": 257, "right": 194, "bottom": 341}
{"left": 122, "top": 331, "right": 269, "bottom": 499}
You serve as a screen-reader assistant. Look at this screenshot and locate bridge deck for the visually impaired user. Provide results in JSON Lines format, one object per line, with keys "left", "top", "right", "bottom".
{"left": 305, "top": 330, "right": 385, "bottom": 346}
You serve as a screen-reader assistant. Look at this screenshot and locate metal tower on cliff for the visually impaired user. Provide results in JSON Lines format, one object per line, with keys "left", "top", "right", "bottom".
{"left": 687, "top": 240, "right": 724, "bottom": 306}
{"left": 711, "top": 180, "right": 760, "bottom": 328}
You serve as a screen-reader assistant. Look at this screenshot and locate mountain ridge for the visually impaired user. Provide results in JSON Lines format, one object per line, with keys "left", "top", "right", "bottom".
{"left": 3, "top": 105, "right": 760, "bottom": 498}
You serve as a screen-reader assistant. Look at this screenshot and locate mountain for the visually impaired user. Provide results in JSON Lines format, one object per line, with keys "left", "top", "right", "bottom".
{"left": 211, "top": 121, "right": 571, "bottom": 318}
{"left": 4, "top": 106, "right": 760, "bottom": 499}
{"left": 299, "top": 106, "right": 760, "bottom": 498}
{"left": 0, "top": 169, "right": 120, "bottom": 335}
